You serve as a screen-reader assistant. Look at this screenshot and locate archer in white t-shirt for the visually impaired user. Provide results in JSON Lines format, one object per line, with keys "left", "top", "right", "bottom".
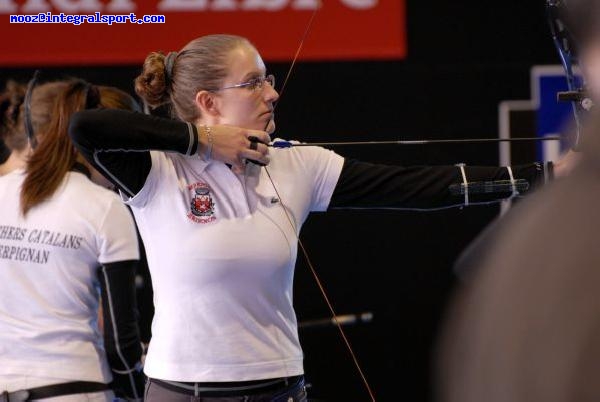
{"left": 1, "top": 79, "right": 144, "bottom": 401}
{"left": 69, "top": 34, "right": 557, "bottom": 402}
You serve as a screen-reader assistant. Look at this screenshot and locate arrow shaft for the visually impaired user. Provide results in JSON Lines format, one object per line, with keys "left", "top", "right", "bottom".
{"left": 271, "top": 136, "right": 562, "bottom": 148}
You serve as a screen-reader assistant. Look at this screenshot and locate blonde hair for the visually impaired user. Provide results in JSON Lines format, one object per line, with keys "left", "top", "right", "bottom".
{"left": 134, "top": 34, "right": 251, "bottom": 122}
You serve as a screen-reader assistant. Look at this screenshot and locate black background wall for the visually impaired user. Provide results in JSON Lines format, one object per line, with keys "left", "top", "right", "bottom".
{"left": 1, "top": 1, "right": 560, "bottom": 400}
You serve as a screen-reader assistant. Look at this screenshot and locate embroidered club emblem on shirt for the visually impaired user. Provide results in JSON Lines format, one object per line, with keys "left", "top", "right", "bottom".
{"left": 187, "top": 182, "right": 216, "bottom": 224}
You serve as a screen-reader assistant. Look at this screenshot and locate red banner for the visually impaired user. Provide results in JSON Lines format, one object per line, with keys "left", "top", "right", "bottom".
{"left": 1, "top": 0, "right": 406, "bottom": 66}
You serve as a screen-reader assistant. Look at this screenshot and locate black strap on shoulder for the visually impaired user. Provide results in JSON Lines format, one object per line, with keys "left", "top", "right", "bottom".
{"left": 23, "top": 70, "right": 41, "bottom": 150}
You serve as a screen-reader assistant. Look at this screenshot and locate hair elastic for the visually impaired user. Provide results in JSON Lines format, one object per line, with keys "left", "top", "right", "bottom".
{"left": 164, "top": 51, "right": 178, "bottom": 89}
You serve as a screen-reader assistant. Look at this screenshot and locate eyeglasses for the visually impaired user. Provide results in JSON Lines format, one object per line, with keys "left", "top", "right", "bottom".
{"left": 217, "top": 74, "right": 275, "bottom": 92}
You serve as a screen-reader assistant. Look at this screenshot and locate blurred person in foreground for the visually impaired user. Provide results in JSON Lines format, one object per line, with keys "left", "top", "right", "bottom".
{"left": 437, "top": 1, "right": 600, "bottom": 401}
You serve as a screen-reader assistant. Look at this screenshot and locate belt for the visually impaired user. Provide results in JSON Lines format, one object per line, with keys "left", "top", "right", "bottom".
{"left": 151, "top": 375, "right": 302, "bottom": 397}
{"left": 1, "top": 381, "right": 109, "bottom": 402}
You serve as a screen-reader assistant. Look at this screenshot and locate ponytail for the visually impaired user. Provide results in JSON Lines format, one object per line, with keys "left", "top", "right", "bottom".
{"left": 20, "top": 81, "right": 96, "bottom": 215}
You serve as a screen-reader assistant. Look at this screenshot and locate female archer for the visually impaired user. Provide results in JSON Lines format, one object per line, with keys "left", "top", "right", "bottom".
{"left": 69, "top": 34, "right": 576, "bottom": 401}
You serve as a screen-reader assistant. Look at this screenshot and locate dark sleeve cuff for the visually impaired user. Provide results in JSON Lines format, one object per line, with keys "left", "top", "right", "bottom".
{"left": 98, "top": 260, "right": 143, "bottom": 371}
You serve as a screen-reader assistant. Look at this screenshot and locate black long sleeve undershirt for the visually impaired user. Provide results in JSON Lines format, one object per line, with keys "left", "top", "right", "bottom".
{"left": 69, "top": 109, "right": 198, "bottom": 197}
{"left": 98, "top": 260, "right": 142, "bottom": 370}
{"left": 98, "top": 260, "right": 144, "bottom": 399}
{"left": 329, "top": 159, "right": 548, "bottom": 209}
{"left": 69, "top": 109, "right": 550, "bottom": 210}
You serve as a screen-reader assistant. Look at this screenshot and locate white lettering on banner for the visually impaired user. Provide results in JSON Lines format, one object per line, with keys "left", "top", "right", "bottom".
{"left": 295, "top": 0, "right": 377, "bottom": 9}
{"left": 0, "top": 0, "right": 17, "bottom": 12}
{"left": 157, "top": 0, "right": 206, "bottom": 11}
{"left": 106, "top": 0, "right": 136, "bottom": 12}
{"left": 21, "top": 0, "right": 51, "bottom": 12}
{"left": 211, "top": 0, "right": 236, "bottom": 10}
{"left": 10, "top": 0, "right": 134, "bottom": 12}
{"left": 241, "top": 0, "right": 288, "bottom": 11}
{"left": 157, "top": 0, "right": 320, "bottom": 10}
{"left": 292, "top": 0, "right": 318, "bottom": 9}
{"left": 0, "top": 0, "right": 377, "bottom": 13}
{"left": 53, "top": 0, "right": 103, "bottom": 12}
{"left": 24, "top": 0, "right": 102, "bottom": 12}
{"left": 341, "top": 0, "right": 377, "bottom": 9}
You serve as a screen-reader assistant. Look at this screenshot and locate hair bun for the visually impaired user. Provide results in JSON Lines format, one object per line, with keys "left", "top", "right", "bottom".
{"left": 135, "top": 51, "right": 171, "bottom": 109}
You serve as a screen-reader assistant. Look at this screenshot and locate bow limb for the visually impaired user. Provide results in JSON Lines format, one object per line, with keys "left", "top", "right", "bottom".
{"left": 546, "top": 0, "right": 587, "bottom": 150}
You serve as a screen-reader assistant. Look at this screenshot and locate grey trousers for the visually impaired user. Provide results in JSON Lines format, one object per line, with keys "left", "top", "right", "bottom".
{"left": 144, "top": 377, "right": 308, "bottom": 402}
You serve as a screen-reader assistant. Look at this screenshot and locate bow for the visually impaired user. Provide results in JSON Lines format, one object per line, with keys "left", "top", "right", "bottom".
{"left": 261, "top": 2, "right": 377, "bottom": 401}
{"left": 266, "top": 3, "right": 586, "bottom": 152}
{"left": 546, "top": 0, "right": 591, "bottom": 150}
{"left": 261, "top": 3, "right": 575, "bottom": 400}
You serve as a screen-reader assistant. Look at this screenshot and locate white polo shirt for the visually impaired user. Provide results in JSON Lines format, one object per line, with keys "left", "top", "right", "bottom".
{"left": 0, "top": 169, "right": 139, "bottom": 386}
{"left": 124, "top": 143, "right": 344, "bottom": 382}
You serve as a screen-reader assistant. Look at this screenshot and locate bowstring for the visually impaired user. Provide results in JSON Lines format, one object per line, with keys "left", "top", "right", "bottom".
{"left": 271, "top": 3, "right": 320, "bottom": 113}
{"left": 264, "top": 167, "right": 376, "bottom": 402}
{"left": 261, "top": 1, "right": 376, "bottom": 400}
